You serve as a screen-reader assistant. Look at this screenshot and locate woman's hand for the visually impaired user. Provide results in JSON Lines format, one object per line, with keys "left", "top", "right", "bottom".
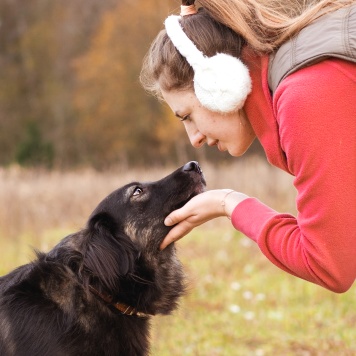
{"left": 160, "top": 189, "right": 249, "bottom": 249}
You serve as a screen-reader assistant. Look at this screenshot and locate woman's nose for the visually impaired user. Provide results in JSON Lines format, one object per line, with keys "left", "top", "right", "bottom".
{"left": 188, "top": 130, "right": 206, "bottom": 148}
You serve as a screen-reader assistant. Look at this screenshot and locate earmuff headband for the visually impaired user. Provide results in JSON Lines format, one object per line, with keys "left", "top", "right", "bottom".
{"left": 164, "top": 15, "right": 252, "bottom": 113}
{"left": 165, "top": 15, "right": 205, "bottom": 69}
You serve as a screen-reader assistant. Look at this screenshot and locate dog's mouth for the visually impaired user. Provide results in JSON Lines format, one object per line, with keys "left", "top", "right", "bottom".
{"left": 172, "top": 180, "right": 206, "bottom": 212}
{"left": 174, "top": 193, "right": 196, "bottom": 211}
{"left": 172, "top": 162, "right": 206, "bottom": 211}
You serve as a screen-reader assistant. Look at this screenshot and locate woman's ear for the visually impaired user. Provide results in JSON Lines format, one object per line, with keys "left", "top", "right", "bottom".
{"left": 164, "top": 15, "right": 251, "bottom": 113}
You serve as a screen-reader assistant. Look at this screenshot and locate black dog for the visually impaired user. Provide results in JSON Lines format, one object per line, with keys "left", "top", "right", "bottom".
{"left": 0, "top": 161, "right": 205, "bottom": 356}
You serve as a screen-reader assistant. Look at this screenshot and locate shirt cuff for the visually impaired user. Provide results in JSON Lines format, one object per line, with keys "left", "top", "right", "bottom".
{"left": 230, "top": 197, "right": 279, "bottom": 242}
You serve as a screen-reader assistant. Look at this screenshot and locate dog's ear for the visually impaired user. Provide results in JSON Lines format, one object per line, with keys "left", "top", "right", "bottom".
{"left": 83, "top": 212, "right": 137, "bottom": 291}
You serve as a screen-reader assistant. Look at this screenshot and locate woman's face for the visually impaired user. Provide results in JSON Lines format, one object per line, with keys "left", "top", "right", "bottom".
{"left": 161, "top": 89, "right": 256, "bottom": 157}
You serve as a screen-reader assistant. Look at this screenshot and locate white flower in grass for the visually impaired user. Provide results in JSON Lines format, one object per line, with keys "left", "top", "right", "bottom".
{"left": 204, "top": 274, "right": 214, "bottom": 284}
{"left": 243, "top": 264, "right": 254, "bottom": 274}
{"left": 229, "top": 304, "right": 241, "bottom": 314}
{"left": 243, "top": 290, "right": 253, "bottom": 300}
{"left": 240, "top": 237, "right": 253, "bottom": 247}
{"left": 217, "top": 249, "right": 228, "bottom": 260}
{"left": 223, "top": 232, "right": 233, "bottom": 242}
{"left": 255, "top": 293, "right": 266, "bottom": 301}
{"left": 244, "top": 311, "right": 255, "bottom": 320}
{"left": 268, "top": 310, "right": 284, "bottom": 320}
{"left": 230, "top": 281, "right": 241, "bottom": 291}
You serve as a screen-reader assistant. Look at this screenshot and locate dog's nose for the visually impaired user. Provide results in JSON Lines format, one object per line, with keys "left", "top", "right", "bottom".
{"left": 183, "top": 161, "right": 202, "bottom": 174}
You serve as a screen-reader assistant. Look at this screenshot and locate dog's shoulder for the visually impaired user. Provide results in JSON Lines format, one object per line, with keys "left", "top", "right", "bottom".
{"left": 0, "top": 248, "right": 82, "bottom": 309}
{"left": 0, "top": 262, "right": 34, "bottom": 293}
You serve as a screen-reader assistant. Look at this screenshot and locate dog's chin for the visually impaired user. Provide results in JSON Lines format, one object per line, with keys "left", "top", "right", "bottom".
{"left": 156, "top": 182, "right": 206, "bottom": 251}
{"left": 174, "top": 182, "right": 206, "bottom": 211}
{"left": 195, "top": 180, "right": 206, "bottom": 195}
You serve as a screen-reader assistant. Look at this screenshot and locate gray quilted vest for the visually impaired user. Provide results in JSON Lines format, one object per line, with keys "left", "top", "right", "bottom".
{"left": 268, "top": 5, "right": 356, "bottom": 93}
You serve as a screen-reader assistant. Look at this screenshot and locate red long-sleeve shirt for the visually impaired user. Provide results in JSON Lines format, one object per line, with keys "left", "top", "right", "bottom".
{"left": 232, "top": 50, "right": 356, "bottom": 293}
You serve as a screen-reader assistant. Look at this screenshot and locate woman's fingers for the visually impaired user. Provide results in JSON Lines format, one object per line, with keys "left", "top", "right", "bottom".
{"left": 160, "top": 220, "right": 195, "bottom": 250}
{"left": 164, "top": 208, "right": 187, "bottom": 226}
{"left": 160, "top": 190, "right": 250, "bottom": 250}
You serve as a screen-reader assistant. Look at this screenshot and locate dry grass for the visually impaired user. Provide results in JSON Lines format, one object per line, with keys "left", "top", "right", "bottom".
{"left": 0, "top": 156, "right": 296, "bottom": 245}
{"left": 0, "top": 164, "right": 171, "bottom": 243}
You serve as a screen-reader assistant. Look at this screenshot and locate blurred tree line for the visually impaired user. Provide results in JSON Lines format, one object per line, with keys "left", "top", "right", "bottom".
{"left": 0, "top": 0, "right": 262, "bottom": 169}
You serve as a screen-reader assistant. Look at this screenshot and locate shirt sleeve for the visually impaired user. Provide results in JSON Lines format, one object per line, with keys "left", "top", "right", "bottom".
{"left": 231, "top": 59, "right": 356, "bottom": 292}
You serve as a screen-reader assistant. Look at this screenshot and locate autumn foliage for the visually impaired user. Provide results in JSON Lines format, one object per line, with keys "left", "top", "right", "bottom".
{"left": 0, "top": 0, "right": 208, "bottom": 169}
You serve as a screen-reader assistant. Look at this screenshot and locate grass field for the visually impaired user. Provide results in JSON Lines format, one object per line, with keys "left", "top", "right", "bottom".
{"left": 152, "top": 228, "right": 356, "bottom": 355}
{"left": 1, "top": 159, "right": 355, "bottom": 355}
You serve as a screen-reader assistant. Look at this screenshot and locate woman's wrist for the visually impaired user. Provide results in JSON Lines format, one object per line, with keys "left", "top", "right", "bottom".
{"left": 220, "top": 189, "right": 249, "bottom": 219}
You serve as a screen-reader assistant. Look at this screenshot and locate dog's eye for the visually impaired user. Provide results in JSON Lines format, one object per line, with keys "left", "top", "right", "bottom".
{"left": 133, "top": 187, "right": 143, "bottom": 196}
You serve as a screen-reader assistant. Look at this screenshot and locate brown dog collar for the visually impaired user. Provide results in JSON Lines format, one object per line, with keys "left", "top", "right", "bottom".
{"left": 89, "top": 285, "right": 150, "bottom": 318}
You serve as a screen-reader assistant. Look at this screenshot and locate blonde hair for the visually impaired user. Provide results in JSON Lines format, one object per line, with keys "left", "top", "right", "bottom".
{"left": 200, "top": 0, "right": 355, "bottom": 52}
{"left": 140, "top": 0, "right": 355, "bottom": 98}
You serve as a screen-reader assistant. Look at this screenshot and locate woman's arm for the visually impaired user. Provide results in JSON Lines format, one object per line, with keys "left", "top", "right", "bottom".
{"left": 232, "top": 59, "right": 356, "bottom": 292}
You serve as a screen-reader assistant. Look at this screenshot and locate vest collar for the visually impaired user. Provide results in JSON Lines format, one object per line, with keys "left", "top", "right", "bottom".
{"left": 242, "top": 48, "right": 290, "bottom": 173}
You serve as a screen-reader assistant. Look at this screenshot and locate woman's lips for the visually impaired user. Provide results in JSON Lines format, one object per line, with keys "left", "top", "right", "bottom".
{"left": 208, "top": 140, "right": 226, "bottom": 152}
{"left": 217, "top": 141, "right": 226, "bottom": 152}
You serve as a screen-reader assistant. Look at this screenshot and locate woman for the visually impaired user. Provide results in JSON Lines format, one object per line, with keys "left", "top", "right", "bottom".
{"left": 140, "top": 0, "right": 356, "bottom": 292}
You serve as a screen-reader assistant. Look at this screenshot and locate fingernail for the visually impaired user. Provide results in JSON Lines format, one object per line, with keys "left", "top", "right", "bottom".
{"left": 164, "top": 217, "right": 173, "bottom": 226}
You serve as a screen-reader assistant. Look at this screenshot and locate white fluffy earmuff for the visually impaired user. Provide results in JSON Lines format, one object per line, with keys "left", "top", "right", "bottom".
{"left": 164, "top": 15, "right": 252, "bottom": 113}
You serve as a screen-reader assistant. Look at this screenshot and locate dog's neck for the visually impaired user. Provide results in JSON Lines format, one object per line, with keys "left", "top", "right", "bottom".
{"left": 88, "top": 285, "right": 152, "bottom": 318}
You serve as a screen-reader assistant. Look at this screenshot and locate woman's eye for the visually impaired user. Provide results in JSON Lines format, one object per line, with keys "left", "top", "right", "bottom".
{"left": 133, "top": 187, "right": 143, "bottom": 196}
{"left": 180, "top": 114, "right": 190, "bottom": 122}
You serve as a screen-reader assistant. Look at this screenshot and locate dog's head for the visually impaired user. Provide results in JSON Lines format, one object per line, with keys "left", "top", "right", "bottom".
{"left": 77, "top": 161, "right": 205, "bottom": 314}
{"left": 88, "top": 161, "right": 205, "bottom": 250}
